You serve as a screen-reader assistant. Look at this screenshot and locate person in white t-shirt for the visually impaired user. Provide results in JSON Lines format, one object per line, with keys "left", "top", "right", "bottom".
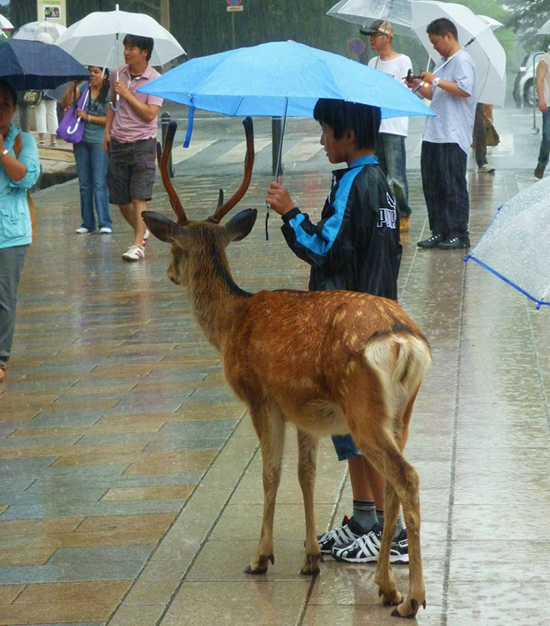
{"left": 363, "top": 20, "right": 413, "bottom": 233}
{"left": 408, "top": 18, "right": 476, "bottom": 250}
{"left": 535, "top": 49, "right": 550, "bottom": 179}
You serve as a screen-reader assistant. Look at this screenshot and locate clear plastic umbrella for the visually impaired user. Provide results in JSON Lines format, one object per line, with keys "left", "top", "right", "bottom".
{"left": 412, "top": 1, "right": 507, "bottom": 106}
{"left": 326, "top": 0, "right": 413, "bottom": 35}
{"left": 465, "top": 177, "right": 550, "bottom": 308}
{"left": 13, "top": 21, "right": 67, "bottom": 42}
{"left": 0, "top": 13, "right": 13, "bottom": 37}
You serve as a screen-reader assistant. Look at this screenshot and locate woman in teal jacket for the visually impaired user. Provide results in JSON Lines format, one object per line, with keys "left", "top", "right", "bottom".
{"left": 0, "top": 80, "right": 40, "bottom": 383}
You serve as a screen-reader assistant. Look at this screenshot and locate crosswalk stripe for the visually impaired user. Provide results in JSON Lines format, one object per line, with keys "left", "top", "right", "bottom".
{"left": 172, "top": 140, "right": 217, "bottom": 164}
{"left": 216, "top": 138, "right": 271, "bottom": 163}
{"left": 283, "top": 137, "right": 323, "bottom": 161}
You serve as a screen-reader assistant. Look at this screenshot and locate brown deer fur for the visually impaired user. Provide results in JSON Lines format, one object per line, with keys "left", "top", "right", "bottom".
{"left": 142, "top": 119, "right": 431, "bottom": 619}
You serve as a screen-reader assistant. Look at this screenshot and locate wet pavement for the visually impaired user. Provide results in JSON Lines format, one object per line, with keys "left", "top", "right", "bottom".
{"left": 0, "top": 106, "right": 549, "bottom": 625}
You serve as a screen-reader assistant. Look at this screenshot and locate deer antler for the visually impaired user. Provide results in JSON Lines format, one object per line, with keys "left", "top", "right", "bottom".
{"left": 207, "top": 116, "right": 255, "bottom": 224}
{"left": 158, "top": 122, "right": 188, "bottom": 226}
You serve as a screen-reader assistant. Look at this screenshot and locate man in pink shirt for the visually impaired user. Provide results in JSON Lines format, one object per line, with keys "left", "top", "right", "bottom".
{"left": 104, "top": 34, "right": 163, "bottom": 262}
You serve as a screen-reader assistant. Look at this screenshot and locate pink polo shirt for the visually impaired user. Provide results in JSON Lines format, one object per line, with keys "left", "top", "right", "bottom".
{"left": 110, "top": 64, "right": 164, "bottom": 143}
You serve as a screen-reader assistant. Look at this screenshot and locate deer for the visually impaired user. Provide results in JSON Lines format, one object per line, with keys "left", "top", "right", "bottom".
{"left": 142, "top": 117, "right": 431, "bottom": 619}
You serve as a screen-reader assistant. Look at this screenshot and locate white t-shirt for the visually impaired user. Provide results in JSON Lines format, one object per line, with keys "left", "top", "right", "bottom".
{"left": 368, "top": 54, "right": 412, "bottom": 137}
{"left": 423, "top": 49, "right": 477, "bottom": 154}
{"left": 538, "top": 53, "right": 550, "bottom": 103}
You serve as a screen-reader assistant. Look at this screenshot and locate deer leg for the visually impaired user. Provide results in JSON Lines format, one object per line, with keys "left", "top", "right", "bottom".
{"left": 244, "top": 406, "right": 285, "bottom": 575}
{"left": 296, "top": 428, "right": 321, "bottom": 576}
{"left": 375, "top": 481, "right": 401, "bottom": 606}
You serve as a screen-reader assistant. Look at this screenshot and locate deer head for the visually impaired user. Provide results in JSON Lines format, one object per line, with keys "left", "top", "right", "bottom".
{"left": 142, "top": 117, "right": 257, "bottom": 287}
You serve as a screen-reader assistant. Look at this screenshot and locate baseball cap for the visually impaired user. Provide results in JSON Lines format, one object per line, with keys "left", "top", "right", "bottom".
{"left": 360, "top": 20, "right": 395, "bottom": 38}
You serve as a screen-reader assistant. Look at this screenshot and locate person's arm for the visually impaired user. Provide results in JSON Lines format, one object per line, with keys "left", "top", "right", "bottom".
{"left": 77, "top": 109, "right": 106, "bottom": 126}
{"left": 60, "top": 80, "right": 81, "bottom": 108}
{"left": 420, "top": 71, "right": 470, "bottom": 98}
{"left": 113, "top": 80, "right": 160, "bottom": 122}
{"left": 537, "top": 60, "right": 548, "bottom": 114}
{"left": 0, "top": 133, "right": 39, "bottom": 186}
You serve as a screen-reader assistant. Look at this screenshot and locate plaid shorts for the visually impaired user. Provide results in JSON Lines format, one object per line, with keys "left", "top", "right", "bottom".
{"left": 107, "top": 138, "right": 156, "bottom": 206}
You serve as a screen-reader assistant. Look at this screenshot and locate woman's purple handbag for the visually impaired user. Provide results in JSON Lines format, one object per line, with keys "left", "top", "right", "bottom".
{"left": 56, "top": 83, "right": 90, "bottom": 144}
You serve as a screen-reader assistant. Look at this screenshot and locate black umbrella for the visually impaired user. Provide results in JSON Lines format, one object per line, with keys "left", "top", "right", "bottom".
{"left": 0, "top": 39, "right": 89, "bottom": 90}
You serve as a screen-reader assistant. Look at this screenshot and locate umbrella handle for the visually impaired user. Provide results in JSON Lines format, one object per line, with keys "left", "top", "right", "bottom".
{"left": 110, "top": 94, "right": 120, "bottom": 112}
{"left": 66, "top": 117, "right": 82, "bottom": 135}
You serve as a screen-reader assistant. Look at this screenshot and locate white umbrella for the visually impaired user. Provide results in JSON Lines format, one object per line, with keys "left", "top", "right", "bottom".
{"left": 478, "top": 15, "right": 504, "bottom": 32}
{"left": 0, "top": 13, "right": 13, "bottom": 37}
{"left": 412, "top": 1, "right": 506, "bottom": 106}
{"left": 326, "top": 0, "right": 413, "bottom": 35}
{"left": 466, "top": 176, "right": 550, "bottom": 308}
{"left": 538, "top": 18, "right": 550, "bottom": 35}
{"left": 55, "top": 6, "right": 185, "bottom": 68}
{"left": 13, "top": 21, "right": 67, "bottom": 42}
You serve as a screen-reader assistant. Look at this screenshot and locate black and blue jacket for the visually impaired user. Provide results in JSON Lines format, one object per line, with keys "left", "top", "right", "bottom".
{"left": 281, "top": 155, "right": 401, "bottom": 300}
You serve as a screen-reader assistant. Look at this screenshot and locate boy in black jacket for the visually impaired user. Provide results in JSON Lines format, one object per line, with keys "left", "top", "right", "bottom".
{"left": 265, "top": 99, "right": 408, "bottom": 564}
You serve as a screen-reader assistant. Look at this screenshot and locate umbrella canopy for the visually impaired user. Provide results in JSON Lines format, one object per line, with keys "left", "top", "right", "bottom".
{"left": 465, "top": 178, "right": 550, "bottom": 308}
{"left": 538, "top": 18, "right": 550, "bottom": 36}
{"left": 138, "top": 40, "right": 435, "bottom": 120}
{"left": 55, "top": 7, "right": 185, "bottom": 68}
{"left": 0, "top": 14, "right": 13, "bottom": 30}
{"left": 477, "top": 15, "right": 504, "bottom": 32}
{"left": 326, "top": 0, "right": 413, "bottom": 35}
{"left": 13, "top": 21, "right": 67, "bottom": 42}
{"left": 0, "top": 39, "right": 90, "bottom": 90}
{"left": 412, "top": 1, "right": 506, "bottom": 106}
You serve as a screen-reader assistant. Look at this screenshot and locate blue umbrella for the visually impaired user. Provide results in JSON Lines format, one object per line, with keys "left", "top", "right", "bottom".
{"left": 138, "top": 40, "right": 435, "bottom": 156}
{"left": 0, "top": 39, "right": 89, "bottom": 90}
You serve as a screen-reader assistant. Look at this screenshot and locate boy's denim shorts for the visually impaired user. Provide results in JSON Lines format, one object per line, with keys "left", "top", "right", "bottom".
{"left": 332, "top": 434, "right": 362, "bottom": 461}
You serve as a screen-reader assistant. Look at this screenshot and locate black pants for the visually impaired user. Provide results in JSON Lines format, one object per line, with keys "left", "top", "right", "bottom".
{"left": 421, "top": 141, "right": 469, "bottom": 239}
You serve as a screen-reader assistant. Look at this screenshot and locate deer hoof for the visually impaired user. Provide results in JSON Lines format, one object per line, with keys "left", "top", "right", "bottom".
{"left": 390, "top": 596, "right": 426, "bottom": 618}
{"left": 300, "top": 553, "right": 322, "bottom": 576}
{"left": 380, "top": 588, "right": 403, "bottom": 606}
{"left": 244, "top": 554, "right": 274, "bottom": 575}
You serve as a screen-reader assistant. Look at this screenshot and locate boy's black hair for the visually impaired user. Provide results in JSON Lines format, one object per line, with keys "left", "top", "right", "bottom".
{"left": 123, "top": 34, "right": 155, "bottom": 62}
{"left": 313, "top": 99, "right": 381, "bottom": 150}
{"left": 0, "top": 80, "right": 18, "bottom": 108}
{"left": 426, "top": 18, "right": 458, "bottom": 41}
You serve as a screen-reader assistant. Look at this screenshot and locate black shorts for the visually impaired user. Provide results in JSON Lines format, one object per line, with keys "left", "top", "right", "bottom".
{"left": 107, "top": 137, "right": 156, "bottom": 206}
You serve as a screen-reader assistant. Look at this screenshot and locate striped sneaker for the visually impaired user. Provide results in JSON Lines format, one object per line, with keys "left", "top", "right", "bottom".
{"left": 332, "top": 525, "right": 409, "bottom": 564}
{"left": 122, "top": 245, "right": 145, "bottom": 262}
{"left": 317, "top": 516, "right": 365, "bottom": 554}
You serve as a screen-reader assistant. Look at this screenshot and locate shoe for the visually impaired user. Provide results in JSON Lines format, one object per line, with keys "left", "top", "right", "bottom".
{"left": 0, "top": 365, "right": 6, "bottom": 383}
{"left": 99, "top": 227, "right": 112, "bottom": 234}
{"left": 399, "top": 216, "right": 410, "bottom": 233}
{"left": 142, "top": 229, "right": 151, "bottom": 248}
{"left": 332, "top": 525, "right": 409, "bottom": 564}
{"left": 50, "top": 141, "right": 58, "bottom": 147}
{"left": 317, "top": 515, "right": 364, "bottom": 554}
{"left": 75, "top": 227, "right": 91, "bottom": 234}
{"left": 38, "top": 140, "right": 45, "bottom": 146}
{"left": 478, "top": 163, "right": 495, "bottom": 174}
{"left": 122, "top": 245, "right": 145, "bottom": 262}
{"left": 417, "top": 234, "right": 443, "bottom": 249}
{"left": 535, "top": 164, "right": 546, "bottom": 179}
{"left": 437, "top": 236, "right": 470, "bottom": 250}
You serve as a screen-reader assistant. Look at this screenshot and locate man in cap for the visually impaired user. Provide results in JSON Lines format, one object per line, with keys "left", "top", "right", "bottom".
{"left": 361, "top": 20, "right": 413, "bottom": 233}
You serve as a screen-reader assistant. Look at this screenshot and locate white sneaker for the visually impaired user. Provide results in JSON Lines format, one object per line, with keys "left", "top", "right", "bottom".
{"left": 142, "top": 229, "right": 151, "bottom": 248}
{"left": 76, "top": 227, "right": 91, "bottom": 234}
{"left": 478, "top": 163, "right": 495, "bottom": 174}
{"left": 99, "top": 227, "right": 112, "bottom": 234}
{"left": 122, "top": 245, "right": 145, "bottom": 262}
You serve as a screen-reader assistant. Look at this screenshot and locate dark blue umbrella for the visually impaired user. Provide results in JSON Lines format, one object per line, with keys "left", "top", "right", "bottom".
{"left": 0, "top": 39, "right": 89, "bottom": 90}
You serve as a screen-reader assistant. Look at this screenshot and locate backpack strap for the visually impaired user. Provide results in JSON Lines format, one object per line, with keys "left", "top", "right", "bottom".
{"left": 13, "top": 133, "right": 36, "bottom": 245}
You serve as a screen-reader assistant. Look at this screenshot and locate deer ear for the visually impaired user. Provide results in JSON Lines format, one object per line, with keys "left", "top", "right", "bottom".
{"left": 142, "top": 211, "right": 185, "bottom": 243}
{"left": 224, "top": 208, "right": 257, "bottom": 242}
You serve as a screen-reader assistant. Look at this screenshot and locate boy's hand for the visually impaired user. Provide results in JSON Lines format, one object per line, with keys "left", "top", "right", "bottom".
{"left": 266, "top": 179, "right": 295, "bottom": 216}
